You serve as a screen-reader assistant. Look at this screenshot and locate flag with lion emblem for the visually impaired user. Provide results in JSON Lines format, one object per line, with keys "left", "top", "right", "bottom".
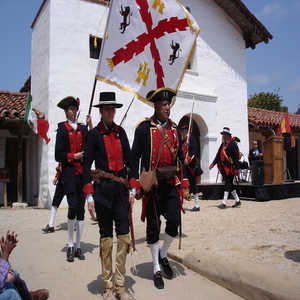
{"left": 96, "top": 0, "right": 200, "bottom": 105}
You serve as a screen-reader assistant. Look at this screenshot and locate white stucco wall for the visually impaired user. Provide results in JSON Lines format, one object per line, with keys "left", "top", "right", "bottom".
{"left": 31, "top": 0, "right": 250, "bottom": 207}
{"left": 178, "top": 0, "right": 249, "bottom": 182}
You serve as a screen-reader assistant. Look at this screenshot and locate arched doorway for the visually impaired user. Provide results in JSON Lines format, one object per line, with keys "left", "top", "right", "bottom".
{"left": 178, "top": 116, "right": 201, "bottom": 182}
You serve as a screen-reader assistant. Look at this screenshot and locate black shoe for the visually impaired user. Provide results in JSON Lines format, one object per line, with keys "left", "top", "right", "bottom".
{"left": 75, "top": 248, "right": 85, "bottom": 260}
{"left": 42, "top": 224, "right": 54, "bottom": 233}
{"left": 154, "top": 271, "right": 164, "bottom": 289}
{"left": 232, "top": 201, "right": 241, "bottom": 208}
{"left": 159, "top": 252, "right": 173, "bottom": 277}
{"left": 67, "top": 246, "right": 75, "bottom": 262}
{"left": 191, "top": 206, "right": 200, "bottom": 212}
{"left": 218, "top": 203, "right": 226, "bottom": 209}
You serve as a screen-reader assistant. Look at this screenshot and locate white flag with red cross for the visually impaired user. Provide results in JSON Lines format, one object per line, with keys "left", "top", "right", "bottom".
{"left": 96, "top": 0, "right": 200, "bottom": 106}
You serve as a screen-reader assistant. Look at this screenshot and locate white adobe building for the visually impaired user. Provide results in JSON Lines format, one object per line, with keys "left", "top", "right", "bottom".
{"left": 27, "top": 0, "right": 271, "bottom": 208}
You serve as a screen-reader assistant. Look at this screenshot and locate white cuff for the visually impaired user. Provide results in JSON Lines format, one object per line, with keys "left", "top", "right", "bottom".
{"left": 86, "top": 193, "right": 94, "bottom": 203}
{"left": 130, "top": 187, "right": 136, "bottom": 197}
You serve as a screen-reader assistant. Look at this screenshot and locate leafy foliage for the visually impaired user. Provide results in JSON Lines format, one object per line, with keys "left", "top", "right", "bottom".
{"left": 248, "top": 91, "right": 288, "bottom": 112}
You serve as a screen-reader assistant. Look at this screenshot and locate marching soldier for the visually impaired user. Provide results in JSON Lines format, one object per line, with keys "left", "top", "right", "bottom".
{"left": 82, "top": 92, "right": 135, "bottom": 300}
{"left": 55, "top": 96, "right": 92, "bottom": 262}
{"left": 180, "top": 124, "right": 203, "bottom": 211}
{"left": 131, "top": 87, "right": 189, "bottom": 289}
{"left": 42, "top": 162, "right": 64, "bottom": 233}
{"left": 209, "top": 127, "right": 241, "bottom": 208}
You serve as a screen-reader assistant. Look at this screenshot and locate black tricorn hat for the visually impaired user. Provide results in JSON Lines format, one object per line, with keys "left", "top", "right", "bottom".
{"left": 57, "top": 96, "right": 79, "bottom": 110}
{"left": 93, "top": 92, "right": 123, "bottom": 108}
{"left": 146, "top": 87, "right": 176, "bottom": 104}
{"left": 180, "top": 124, "right": 189, "bottom": 130}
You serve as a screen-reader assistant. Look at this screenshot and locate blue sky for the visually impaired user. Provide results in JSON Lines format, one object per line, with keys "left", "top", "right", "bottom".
{"left": 0, "top": 0, "right": 299, "bottom": 113}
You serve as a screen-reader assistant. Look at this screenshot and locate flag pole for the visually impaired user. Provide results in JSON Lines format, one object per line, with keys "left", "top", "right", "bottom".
{"left": 83, "top": 77, "right": 98, "bottom": 149}
{"left": 119, "top": 96, "right": 135, "bottom": 127}
{"left": 20, "top": 92, "right": 30, "bottom": 148}
{"left": 88, "top": 77, "right": 98, "bottom": 115}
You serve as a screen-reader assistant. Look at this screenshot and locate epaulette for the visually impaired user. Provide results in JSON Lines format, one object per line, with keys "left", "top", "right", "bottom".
{"left": 135, "top": 117, "right": 151, "bottom": 129}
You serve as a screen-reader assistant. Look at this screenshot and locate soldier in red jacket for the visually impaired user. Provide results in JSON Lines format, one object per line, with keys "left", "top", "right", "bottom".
{"left": 82, "top": 92, "right": 134, "bottom": 300}
{"left": 131, "top": 88, "right": 189, "bottom": 289}
{"left": 55, "top": 96, "right": 92, "bottom": 262}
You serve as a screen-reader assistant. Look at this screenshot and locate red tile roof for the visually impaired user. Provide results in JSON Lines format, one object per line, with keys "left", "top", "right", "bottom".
{"left": 248, "top": 107, "right": 300, "bottom": 130}
{"left": 0, "top": 91, "right": 45, "bottom": 119}
{"left": 1, "top": 91, "right": 299, "bottom": 131}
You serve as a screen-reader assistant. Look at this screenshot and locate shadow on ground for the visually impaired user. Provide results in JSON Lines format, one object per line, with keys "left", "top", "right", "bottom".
{"left": 284, "top": 250, "right": 300, "bottom": 263}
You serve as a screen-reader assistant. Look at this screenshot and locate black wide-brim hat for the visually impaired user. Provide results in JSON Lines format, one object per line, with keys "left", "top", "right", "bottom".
{"left": 57, "top": 96, "right": 79, "bottom": 110}
{"left": 93, "top": 92, "right": 123, "bottom": 108}
{"left": 146, "top": 87, "right": 176, "bottom": 104}
{"left": 220, "top": 127, "right": 232, "bottom": 135}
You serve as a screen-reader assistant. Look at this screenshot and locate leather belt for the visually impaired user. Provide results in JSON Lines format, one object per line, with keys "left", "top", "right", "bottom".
{"left": 90, "top": 169, "right": 128, "bottom": 187}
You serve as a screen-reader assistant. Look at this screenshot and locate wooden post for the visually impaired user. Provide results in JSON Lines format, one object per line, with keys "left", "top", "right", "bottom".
{"left": 0, "top": 168, "right": 9, "bottom": 207}
{"left": 3, "top": 182, "right": 7, "bottom": 207}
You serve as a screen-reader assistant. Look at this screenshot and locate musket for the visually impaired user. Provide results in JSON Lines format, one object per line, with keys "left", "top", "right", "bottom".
{"left": 234, "top": 174, "right": 242, "bottom": 195}
{"left": 179, "top": 212, "right": 182, "bottom": 249}
{"left": 120, "top": 96, "right": 135, "bottom": 127}
{"left": 76, "top": 109, "right": 81, "bottom": 121}
{"left": 128, "top": 203, "right": 137, "bottom": 252}
{"left": 186, "top": 101, "right": 195, "bottom": 160}
{"left": 121, "top": 97, "right": 136, "bottom": 252}
{"left": 178, "top": 160, "right": 184, "bottom": 249}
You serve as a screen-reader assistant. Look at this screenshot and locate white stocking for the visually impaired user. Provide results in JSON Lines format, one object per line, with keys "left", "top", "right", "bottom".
{"left": 49, "top": 206, "right": 57, "bottom": 227}
{"left": 67, "top": 219, "right": 76, "bottom": 247}
{"left": 231, "top": 190, "right": 240, "bottom": 202}
{"left": 160, "top": 232, "right": 174, "bottom": 259}
{"left": 150, "top": 241, "right": 160, "bottom": 274}
{"left": 194, "top": 193, "right": 199, "bottom": 208}
{"left": 75, "top": 220, "right": 84, "bottom": 250}
{"left": 222, "top": 191, "right": 229, "bottom": 205}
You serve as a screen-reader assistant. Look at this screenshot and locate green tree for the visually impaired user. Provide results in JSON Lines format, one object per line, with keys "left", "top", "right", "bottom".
{"left": 248, "top": 90, "right": 288, "bottom": 112}
{"left": 295, "top": 104, "right": 300, "bottom": 115}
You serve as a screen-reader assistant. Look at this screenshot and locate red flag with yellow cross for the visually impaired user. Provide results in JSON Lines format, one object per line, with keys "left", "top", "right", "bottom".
{"left": 96, "top": 0, "right": 200, "bottom": 106}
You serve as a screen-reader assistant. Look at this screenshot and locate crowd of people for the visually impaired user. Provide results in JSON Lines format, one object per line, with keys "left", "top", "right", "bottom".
{"left": 1, "top": 87, "right": 264, "bottom": 300}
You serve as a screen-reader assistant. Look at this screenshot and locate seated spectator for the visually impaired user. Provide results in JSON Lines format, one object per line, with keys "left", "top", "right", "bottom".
{"left": 0, "top": 231, "right": 49, "bottom": 300}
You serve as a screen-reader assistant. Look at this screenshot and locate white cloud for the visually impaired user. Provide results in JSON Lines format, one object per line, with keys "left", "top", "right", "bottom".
{"left": 256, "top": 2, "right": 288, "bottom": 20}
{"left": 286, "top": 77, "right": 300, "bottom": 92}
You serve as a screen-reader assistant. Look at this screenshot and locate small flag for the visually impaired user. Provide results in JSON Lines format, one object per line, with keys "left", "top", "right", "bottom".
{"left": 277, "top": 113, "right": 291, "bottom": 136}
{"left": 96, "top": 0, "right": 200, "bottom": 106}
{"left": 24, "top": 93, "right": 50, "bottom": 144}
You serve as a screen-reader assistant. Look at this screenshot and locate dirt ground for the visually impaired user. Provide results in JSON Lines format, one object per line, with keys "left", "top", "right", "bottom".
{"left": 173, "top": 197, "right": 300, "bottom": 274}
{"left": 0, "top": 197, "right": 299, "bottom": 299}
{"left": 1, "top": 196, "right": 300, "bottom": 274}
